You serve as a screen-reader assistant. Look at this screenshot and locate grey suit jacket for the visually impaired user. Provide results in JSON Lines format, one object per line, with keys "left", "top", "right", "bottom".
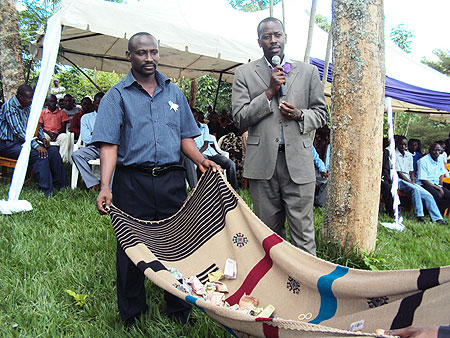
{"left": 232, "top": 57, "right": 328, "bottom": 184}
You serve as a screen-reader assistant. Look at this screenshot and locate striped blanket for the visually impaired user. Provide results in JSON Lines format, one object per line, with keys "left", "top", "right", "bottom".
{"left": 109, "top": 170, "right": 450, "bottom": 338}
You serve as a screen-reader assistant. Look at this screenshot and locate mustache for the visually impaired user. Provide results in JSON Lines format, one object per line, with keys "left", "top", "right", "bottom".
{"left": 269, "top": 45, "right": 281, "bottom": 50}
{"left": 142, "top": 62, "right": 157, "bottom": 68}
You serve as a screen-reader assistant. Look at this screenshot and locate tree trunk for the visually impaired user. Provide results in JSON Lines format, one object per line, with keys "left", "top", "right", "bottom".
{"left": 322, "top": 0, "right": 385, "bottom": 252}
{"left": 0, "top": 0, "right": 25, "bottom": 100}
{"left": 189, "top": 78, "right": 197, "bottom": 108}
{"left": 303, "top": 0, "right": 317, "bottom": 63}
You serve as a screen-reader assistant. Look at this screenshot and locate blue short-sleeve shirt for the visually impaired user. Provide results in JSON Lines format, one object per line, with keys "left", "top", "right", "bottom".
{"left": 417, "top": 154, "right": 445, "bottom": 186}
{"left": 91, "top": 70, "right": 200, "bottom": 166}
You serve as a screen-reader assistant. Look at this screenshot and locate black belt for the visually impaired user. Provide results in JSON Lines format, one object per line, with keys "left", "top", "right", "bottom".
{"left": 118, "top": 164, "right": 186, "bottom": 177}
{"left": 278, "top": 144, "right": 285, "bottom": 152}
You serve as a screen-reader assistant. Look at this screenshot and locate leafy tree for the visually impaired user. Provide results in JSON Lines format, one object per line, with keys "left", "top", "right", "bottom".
{"left": 422, "top": 49, "right": 450, "bottom": 76}
{"left": 173, "top": 75, "right": 232, "bottom": 114}
{"left": 314, "top": 14, "right": 330, "bottom": 32}
{"left": 228, "top": 0, "right": 281, "bottom": 12}
{"left": 56, "top": 68, "right": 124, "bottom": 103}
{"left": 390, "top": 23, "right": 414, "bottom": 53}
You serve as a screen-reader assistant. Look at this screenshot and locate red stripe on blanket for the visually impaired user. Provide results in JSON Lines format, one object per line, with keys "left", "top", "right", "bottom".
{"left": 225, "top": 234, "right": 283, "bottom": 305}
{"left": 263, "top": 323, "right": 279, "bottom": 338}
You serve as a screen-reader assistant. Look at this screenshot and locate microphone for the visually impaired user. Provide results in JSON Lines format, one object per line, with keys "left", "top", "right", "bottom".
{"left": 271, "top": 55, "right": 285, "bottom": 97}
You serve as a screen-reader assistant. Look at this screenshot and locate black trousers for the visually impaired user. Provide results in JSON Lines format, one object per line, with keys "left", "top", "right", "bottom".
{"left": 421, "top": 184, "right": 450, "bottom": 215}
{"left": 112, "top": 166, "right": 192, "bottom": 323}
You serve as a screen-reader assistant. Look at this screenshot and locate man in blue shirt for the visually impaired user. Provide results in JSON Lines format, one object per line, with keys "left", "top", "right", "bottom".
{"left": 0, "top": 84, "right": 67, "bottom": 195}
{"left": 91, "top": 32, "right": 219, "bottom": 325}
{"left": 417, "top": 142, "right": 450, "bottom": 215}
{"left": 71, "top": 92, "right": 104, "bottom": 190}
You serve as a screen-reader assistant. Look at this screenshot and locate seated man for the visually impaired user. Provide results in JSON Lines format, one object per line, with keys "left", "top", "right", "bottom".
{"left": 71, "top": 93, "right": 104, "bottom": 190}
{"left": 417, "top": 142, "right": 450, "bottom": 217}
{"left": 0, "top": 85, "right": 67, "bottom": 195}
{"left": 70, "top": 96, "right": 94, "bottom": 141}
{"left": 407, "top": 138, "right": 422, "bottom": 177}
{"left": 312, "top": 145, "right": 328, "bottom": 207}
{"left": 62, "top": 94, "right": 81, "bottom": 127}
{"left": 396, "top": 136, "right": 447, "bottom": 224}
{"left": 39, "top": 94, "right": 70, "bottom": 163}
{"left": 194, "top": 112, "right": 238, "bottom": 190}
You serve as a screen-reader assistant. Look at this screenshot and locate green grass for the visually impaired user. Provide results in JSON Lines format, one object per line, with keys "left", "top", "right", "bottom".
{"left": 1, "top": 179, "right": 449, "bottom": 337}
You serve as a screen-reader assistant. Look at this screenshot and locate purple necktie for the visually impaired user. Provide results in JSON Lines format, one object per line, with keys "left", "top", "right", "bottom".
{"left": 270, "top": 62, "right": 291, "bottom": 74}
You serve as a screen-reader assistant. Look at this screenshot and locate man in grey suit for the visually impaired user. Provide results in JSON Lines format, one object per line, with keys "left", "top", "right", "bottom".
{"left": 232, "top": 17, "right": 328, "bottom": 255}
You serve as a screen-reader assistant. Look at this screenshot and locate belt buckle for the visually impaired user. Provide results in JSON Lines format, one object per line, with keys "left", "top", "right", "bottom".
{"left": 152, "top": 166, "right": 161, "bottom": 176}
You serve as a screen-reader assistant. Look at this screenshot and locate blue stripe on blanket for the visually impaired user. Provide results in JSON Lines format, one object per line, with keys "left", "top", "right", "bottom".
{"left": 309, "top": 265, "right": 349, "bottom": 324}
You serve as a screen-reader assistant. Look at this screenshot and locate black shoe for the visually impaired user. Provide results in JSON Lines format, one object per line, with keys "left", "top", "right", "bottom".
{"left": 436, "top": 219, "right": 448, "bottom": 225}
{"left": 416, "top": 217, "right": 425, "bottom": 223}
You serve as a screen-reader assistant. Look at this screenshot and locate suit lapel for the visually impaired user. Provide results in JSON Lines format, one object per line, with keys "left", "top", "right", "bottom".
{"left": 255, "top": 57, "right": 270, "bottom": 88}
{"left": 285, "top": 62, "right": 300, "bottom": 95}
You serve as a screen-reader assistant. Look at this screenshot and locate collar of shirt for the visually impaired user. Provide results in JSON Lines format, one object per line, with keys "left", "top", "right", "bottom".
{"left": 264, "top": 55, "right": 292, "bottom": 72}
{"left": 43, "top": 107, "right": 62, "bottom": 115}
{"left": 123, "top": 69, "right": 171, "bottom": 92}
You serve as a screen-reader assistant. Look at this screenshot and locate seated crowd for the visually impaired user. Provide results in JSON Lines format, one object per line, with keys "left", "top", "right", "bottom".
{"left": 379, "top": 134, "right": 450, "bottom": 224}
{"left": 0, "top": 83, "right": 105, "bottom": 195}
{"left": 2, "top": 82, "right": 450, "bottom": 228}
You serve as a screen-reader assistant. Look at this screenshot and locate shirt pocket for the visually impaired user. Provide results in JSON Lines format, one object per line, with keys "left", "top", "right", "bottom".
{"left": 246, "top": 135, "right": 260, "bottom": 146}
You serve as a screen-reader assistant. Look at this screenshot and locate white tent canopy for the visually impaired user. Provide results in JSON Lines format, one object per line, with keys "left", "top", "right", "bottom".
{"left": 35, "top": 0, "right": 450, "bottom": 113}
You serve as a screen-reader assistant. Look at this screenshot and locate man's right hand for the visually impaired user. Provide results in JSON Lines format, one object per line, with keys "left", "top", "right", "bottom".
{"left": 36, "top": 145, "right": 48, "bottom": 159}
{"left": 42, "top": 138, "right": 50, "bottom": 148}
{"left": 96, "top": 187, "right": 112, "bottom": 215}
{"left": 265, "top": 65, "right": 286, "bottom": 100}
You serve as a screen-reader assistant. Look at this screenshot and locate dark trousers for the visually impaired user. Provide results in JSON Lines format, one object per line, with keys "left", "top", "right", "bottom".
{"left": 421, "top": 184, "right": 450, "bottom": 214}
{"left": 112, "top": 166, "right": 192, "bottom": 323}
{"left": 0, "top": 140, "right": 67, "bottom": 195}
{"left": 205, "top": 154, "right": 239, "bottom": 190}
{"left": 380, "top": 179, "right": 394, "bottom": 217}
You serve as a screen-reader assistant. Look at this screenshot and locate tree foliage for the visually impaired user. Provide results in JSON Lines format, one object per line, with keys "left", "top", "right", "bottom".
{"left": 390, "top": 23, "right": 414, "bottom": 53}
{"left": 422, "top": 49, "right": 450, "bottom": 77}
{"left": 228, "top": 0, "right": 281, "bottom": 12}
{"left": 174, "top": 75, "right": 232, "bottom": 114}
{"left": 56, "top": 68, "right": 125, "bottom": 103}
{"left": 314, "top": 14, "right": 330, "bottom": 32}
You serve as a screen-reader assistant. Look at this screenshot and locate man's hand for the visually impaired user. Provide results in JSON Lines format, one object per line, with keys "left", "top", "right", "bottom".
{"left": 50, "top": 132, "right": 58, "bottom": 142}
{"left": 385, "top": 326, "right": 439, "bottom": 338}
{"left": 437, "top": 185, "right": 444, "bottom": 195}
{"left": 265, "top": 65, "right": 286, "bottom": 100}
{"left": 197, "top": 158, "right": 221, "bottom": 173}
{"left": 320, "top": 171, "right": 328, "bottom": 179}
{"left": 279, "top": 100, "right": 303, "bottom": 121}
{"left": 42, "top": 138, "right": 50, "bottom": 148}
{"left": 96, "top": 187, "right": 112, "bottom": 215}
{"left": 36, "top": 145, "right": 48, "bottom": 159}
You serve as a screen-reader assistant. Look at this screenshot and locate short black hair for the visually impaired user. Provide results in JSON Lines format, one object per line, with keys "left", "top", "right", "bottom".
{"left": 128, "top": 32, "right": 156, "bottom": 52}
{"left": 429, "top": 142, "right": 441, "bottom": 152}
{"left": 17, "top": 84, "right": 33, "bottom": 97}
{"left": 257, "top": 17, "right": 285, "bottom": 38}
{"left": 64, "top": 94, "right": 73, "bottom": 100}
{"left": 94, "top": 92, "right": 105, "bottom": 101}
{"left": 47, "top": 94, "right": 57, "bottom": 101}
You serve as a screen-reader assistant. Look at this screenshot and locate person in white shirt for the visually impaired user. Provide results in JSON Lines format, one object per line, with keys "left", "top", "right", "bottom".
{"left": 395, "top": 136, "right": 447, "bottom": 224}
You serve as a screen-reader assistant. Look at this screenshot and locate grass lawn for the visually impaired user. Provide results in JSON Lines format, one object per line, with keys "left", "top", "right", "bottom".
{"left": 1, "top": 177, "right": 449, "bottom": 337}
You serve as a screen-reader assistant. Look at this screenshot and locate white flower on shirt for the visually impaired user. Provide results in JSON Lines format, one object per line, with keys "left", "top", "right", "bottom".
{"left": 168, "top": 101, "right": 179, "bottom": 112}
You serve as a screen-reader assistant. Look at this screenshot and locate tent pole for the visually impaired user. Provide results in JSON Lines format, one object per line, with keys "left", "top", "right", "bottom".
{"left": 281, "top": 0, "right": 285, "bottom": 28}
{"left": 59, "top": 54, "right": 103, "bottom": 92}
{"left": 213, "top": 72, "right": 223, "bottom": 113}
{"left": 322, "top": 29, "right": 332, "bottom": 87}
{"left": 304, "top": 0, "right": 318, "bottom": 63}
{"left": 269, "top": 0, "right": 273, "bottom": 16}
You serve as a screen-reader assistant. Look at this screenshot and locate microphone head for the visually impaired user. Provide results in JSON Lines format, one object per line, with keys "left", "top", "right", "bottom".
{"left": 271, "top": 55, "right": 281, "bottom": 66}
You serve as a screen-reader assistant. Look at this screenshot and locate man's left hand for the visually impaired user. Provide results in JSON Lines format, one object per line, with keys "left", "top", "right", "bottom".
{"left": 197, "top": 158, "right": 221, "bottom": 173}
{"left": 279, "top": 100, "right": 302, "bottom": 121}
{"left": 42, "top": 138, "right": 50, "bottom": 148}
